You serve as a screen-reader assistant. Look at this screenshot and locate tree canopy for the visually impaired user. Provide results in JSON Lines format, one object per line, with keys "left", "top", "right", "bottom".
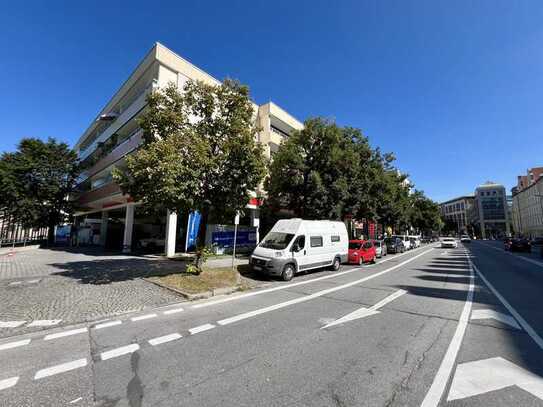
{"left": 114, "top": 79, "right": 267, "bottom": 236}
{"left": 0, "top": 137, "right": 78, "bottom": 243}
{"left": 266, "top": 117, "right": 441, "bottom": 234}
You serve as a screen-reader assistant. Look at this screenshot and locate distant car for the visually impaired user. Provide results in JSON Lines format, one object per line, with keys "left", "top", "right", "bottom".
{"left": 504, "top": 238, "right": 512, "bottom": 251}
{"left": 138, "top": 236, "right": 165, "bottom": 249}
{"left": 409, "top": 236, "right": 421, "bottom": 248}
{"left": 393, "top": 235, "right": 412, "bottom": 250}
{"left": 385, "top": 237, "right": 405, "bottom": 254}
{"left": 531, "top": 237, "right": 543, "bottom": 246}
{"left": 349, "top": 240, "right": 377, "bottom": 265}
{"left": 460, "top": 235, "right": 471, "bottom": 243}
{"left": 372, "top": 239, "right": 387, "bottom": 258}
{"left": 441, "top": 237, "right": 458, "bottom": 248}
{"left": 509, "top": 238, "right": 532, "bottom": 253}
{"left": 421, "top": 237, "right": 431, "bottom": 244}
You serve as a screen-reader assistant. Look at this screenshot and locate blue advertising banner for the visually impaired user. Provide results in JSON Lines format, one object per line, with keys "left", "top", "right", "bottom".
{"left": 211, "top": 229, "right": 257, "bottom": 248}
{"left": 186, "top": 211, "right": 201, "bottom": 251}
{"left": 55, "top": 225, "right": 72, "bottom": 245}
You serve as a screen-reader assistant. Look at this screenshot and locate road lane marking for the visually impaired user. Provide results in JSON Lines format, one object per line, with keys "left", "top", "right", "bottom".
{"left": 27, "top": 319, "right": 62, "bottom": 327}
{"left": 0, "top": 377, "right": 18, "bottom": 391}
{"left": 148, "top": 333, "right": 182, "bottom": 346}
{"left": 0, "top": 321, "right": 26, "bottom": 328}
{"left": 44, "top": 327, "right": 88, "bottom": 340}
{"left": 471, "top": 309, "right": 521, "bottom": 330}
{"left": 447, "top": 357, "right": 543, "bottom": 401}
{"left": 131, "top": 313, "right": 157, "bottom": 322}
{"left": 69, "top": 397, "right": 83, "bottom": 404}
{"left": 421, "top": 251, "right": 474, "bottom": 407}
{"left": 163, "top": 308, "right": 184, "bottom": 315}
{"left": 189, "top": 324, "right": 216, "bottom": 334}
{"left": 472, "top": 262, "right": 543, "bottom": 350}
{"left": 100, "top": 344, "right": 139, "bottom": 361}
{"left": 34, "top": 359, "right": 87, "bottom": 379}
{"left": 218, "top": 248, "right": 434, "bottom": 326}
{"left": 94, "top": 320, "right": 122, "bottom": 330}
{"left": 193, "top": 244, "right": 437, "bottom": 310}
{"left": 0, "top": 339, "right": 31, "bottom": 351}
{"left": 322, "top": 289, "right": 406, "bottom": 329}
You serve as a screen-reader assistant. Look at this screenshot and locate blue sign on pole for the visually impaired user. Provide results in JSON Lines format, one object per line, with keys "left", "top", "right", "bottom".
{"left": 186, "top": 211, "right": 201, "bottom": 251}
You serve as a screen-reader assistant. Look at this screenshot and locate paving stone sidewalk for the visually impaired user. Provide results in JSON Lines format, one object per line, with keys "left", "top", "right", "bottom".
{"left": 0, "top": 248, "right": 185, "bottom": 338}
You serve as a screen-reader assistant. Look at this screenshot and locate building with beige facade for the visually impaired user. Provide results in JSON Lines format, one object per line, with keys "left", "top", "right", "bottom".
{"left": 511, "top": 172, "right": 543, "bottom": 238}
{"left": 439, "top": 195, "right": 474, "bottom": 235}
{"left": 73, "top": 42, "right": 303, "bottom": 255}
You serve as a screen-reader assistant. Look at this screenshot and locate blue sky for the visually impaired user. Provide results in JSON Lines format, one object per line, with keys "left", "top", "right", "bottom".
{"left": 1, "top": 0, "right": 542, "bottom": 202}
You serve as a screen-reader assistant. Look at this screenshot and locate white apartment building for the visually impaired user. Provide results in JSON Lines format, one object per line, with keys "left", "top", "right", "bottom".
{"left": 73, "top": 42, "right": 303, "bottom": 255}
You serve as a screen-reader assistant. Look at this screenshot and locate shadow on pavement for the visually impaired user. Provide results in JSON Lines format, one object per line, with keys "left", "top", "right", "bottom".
{"left": 51, "top": 258, "right": 185, "bottom": 284}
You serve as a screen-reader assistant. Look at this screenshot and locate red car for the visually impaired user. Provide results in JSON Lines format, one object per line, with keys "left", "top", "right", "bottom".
{"left": 348, "top": 240, "right": 377, "bottom": 265}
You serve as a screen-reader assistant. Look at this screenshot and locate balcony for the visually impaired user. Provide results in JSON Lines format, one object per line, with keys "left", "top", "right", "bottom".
{"left": 79, "top": 81, "right": 156, "bottom": 161}
{"left": 76, "top": 182, "right": 122, "bottom": 207}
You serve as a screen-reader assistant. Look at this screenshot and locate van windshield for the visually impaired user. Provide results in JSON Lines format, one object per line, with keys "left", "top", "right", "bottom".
{"left": 259, "top": 232, "right": 295, "bottom": 250}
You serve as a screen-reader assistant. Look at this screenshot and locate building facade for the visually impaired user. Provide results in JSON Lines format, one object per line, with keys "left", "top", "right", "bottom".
{"left": 470, "top": 182, "right": 510, "bottom": 239}
{"left": 511, "top": 172, "right": 543, "bottom": 238}
{"left": 73, "top": 42, "right": 303, "bottom": 255}
{"left": 439, "top": 196, "right": 474, "bottom": 234}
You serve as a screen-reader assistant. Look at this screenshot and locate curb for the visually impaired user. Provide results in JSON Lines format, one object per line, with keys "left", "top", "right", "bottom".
{"left": 143, "top": 278, "right": 240, "bottom": 301}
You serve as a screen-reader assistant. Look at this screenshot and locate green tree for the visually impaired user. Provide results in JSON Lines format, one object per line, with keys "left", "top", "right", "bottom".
{"left": 0, "top": 138, "right": 78, "bottom": 244}
{"left": 114, "top": 79, "right": 267, "bottom": 243}
{"left": 407, "top": 190, "right": 442, "bottom": 234}
{"left": 265, "top": 118, "right": 358, "bottom": 219}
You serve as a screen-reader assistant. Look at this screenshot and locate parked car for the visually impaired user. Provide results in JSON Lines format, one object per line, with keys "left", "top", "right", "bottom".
{"left": 408, "top": 236, "right": 421, "bottom": 248}
{"left": 393, "top": 235, "right": 412, "bottom": 250}
{"left": 508, "top": 238, "right": 532, "bottom": 252}
{"left": 531, "top": 237, "right": 543, "bottom": 246}
{"left": 250, "top": 219, "right": 348, "bottom": 281}
{"left": 441, "top": 237, "right": 458, "bottom": 248}
{"left": 372, "top": 239, "right": 387, "bottom": 258}
{"left": 138, "top": 236, "right": 165, "bottom": 250}
{"left": 385, "top": 237, "right": 405, "bottom": 254}
{"left": 421, "top": 236, "right": 431, "bottom": 244}
{"left": 348, "top": 240, "right": 377, "bottom": 265}
{"left": 504, "top": 238, "right": 512, "bottom": 251}
{"left": 460, "top": 235, "right": 471, "bottom": 243}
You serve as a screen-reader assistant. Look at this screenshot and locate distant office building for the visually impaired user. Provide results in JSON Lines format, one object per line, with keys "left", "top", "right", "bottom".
{"left": 439, "top": 196, "right": 474, "bottom": 234}
{"left": 470, "top": 182, "right": 511, "bottom": 239}
{"left": 511, "top": 170, "right": 543, "bottom": 238}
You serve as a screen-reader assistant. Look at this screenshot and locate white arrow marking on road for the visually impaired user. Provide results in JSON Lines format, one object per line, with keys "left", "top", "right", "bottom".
{"left": 448, "top": 357, "right": 543, "bottom": 401}
{"left": 471, "top": 309, "right": 521, "bottom": 330}
{"left": 321, "top": 289, "right": 407, "bottom": 329}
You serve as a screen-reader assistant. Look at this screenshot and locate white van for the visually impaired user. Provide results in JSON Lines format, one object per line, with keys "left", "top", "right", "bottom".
{"left": 250, "top": 219, "right": 349, "bottom": 281}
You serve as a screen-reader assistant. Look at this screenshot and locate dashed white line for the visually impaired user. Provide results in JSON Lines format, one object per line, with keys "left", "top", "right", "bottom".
{"left": 100, "top": 344, "right": 140, "bottom": 361}
{"left": 189, "top": 324, "right": 216, "bottom": 335}
{"left": 192, "top": 244, "right": 436, "bottom": 310}
{"left": 131, "top": 313, "right": 157, "bottom": 322}
{"left": 27, "top": 319, "right": 62, "bottom": 327}
{"left": 148, "top": 333, "right": 182, "bottom": 346}
{"left": 0, "top": 339, "right": 31, "bottom": 351}
{"left": 0, "top": 376, "right": 18, "bottom": 391}
{"left": 421, "top": 251, "right": 475, "bottom": 407}
{"left": 34, "top": 359, "right": 88, "bottom": 379}
{"left": 94, "top": 320, "right": 122, "bottom": 330}
{"left": 44, "top": 327, "right": 88, "bottom": 341}
{"left": 163, "top": 307, "right": 184, "bottom": 315}
{"left": 0, "top": 321, "right": 26, "bottom": 328}
{"left": 69, "top": 397, "right": 83, "bottom": 404}
{"left": 218, "top": 248, "right": 435, "bottom": 326}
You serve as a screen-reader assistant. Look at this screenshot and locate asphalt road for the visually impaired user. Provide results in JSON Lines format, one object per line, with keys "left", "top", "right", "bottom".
{"left": 2, "top": 241, "right": 543, "bottom": 406}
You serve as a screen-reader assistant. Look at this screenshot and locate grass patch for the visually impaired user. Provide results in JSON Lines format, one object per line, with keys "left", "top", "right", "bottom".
{"left": 149, "top": 265, "right": 244, "bottom": 294}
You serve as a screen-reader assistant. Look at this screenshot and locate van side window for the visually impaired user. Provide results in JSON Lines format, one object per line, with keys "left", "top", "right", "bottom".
{"left": 292, "top": 235, "right": 305, "bottom": 252}
{"left": 310, "top": 236, "right": 323, "bottom": 248}
{"left": 331, "top": 235, "right": 340, "bottom": 242}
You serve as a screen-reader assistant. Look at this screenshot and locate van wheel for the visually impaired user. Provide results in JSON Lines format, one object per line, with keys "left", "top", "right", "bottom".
{"left": 281, "top": 264, "right": 295, "bottom": 281}
{"left": 331, "top": 257, "right": 341, "bottom": 271}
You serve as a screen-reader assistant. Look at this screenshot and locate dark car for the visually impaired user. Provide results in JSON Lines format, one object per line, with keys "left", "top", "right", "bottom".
{"left": 531, "top": 237, "right": 543, "bottom": 246}
{"left": 385, "top": 237, "right": 405, "bottom": 254}
{"left": 509, "top": 238, "right": 532, "bottom": 253}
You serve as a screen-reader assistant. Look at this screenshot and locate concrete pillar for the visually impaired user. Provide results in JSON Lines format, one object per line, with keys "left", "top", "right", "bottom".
{"left": 165, "top": 210, "right": 177, "bottom": 257}
{"left": 99, "top": 211, "right": 109, "bottom": 247}
{"left": 122, "top": 204, "right": 135, "bottom": 253}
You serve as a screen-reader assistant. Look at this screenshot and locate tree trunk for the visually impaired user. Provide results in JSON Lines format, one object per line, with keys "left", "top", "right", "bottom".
{"left": 47, "top": 223, "right": 55, "bottom": 247}
{"left": 197, "top": 206, "right": 209, "bottom": 248}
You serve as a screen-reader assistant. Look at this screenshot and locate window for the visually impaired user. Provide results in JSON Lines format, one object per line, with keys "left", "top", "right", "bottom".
{"left": 292, "top": 235, "right": 305, "bottom": 252}
{"left": 259, "top": 232, "right": 295, "bottom": 250}
{"left": 310, "top": 236, "right": 323, "bottom": 248}
{"left": 363, "top": 242, "right": 373, "bottom": 249}
{"left": 331, "top": 235, "right": 340, "bottom": 242}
